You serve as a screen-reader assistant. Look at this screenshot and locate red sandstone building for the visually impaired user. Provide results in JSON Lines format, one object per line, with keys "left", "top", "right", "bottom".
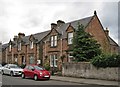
{"left": 2, "top": 11, "right": 119, "bottom": 70}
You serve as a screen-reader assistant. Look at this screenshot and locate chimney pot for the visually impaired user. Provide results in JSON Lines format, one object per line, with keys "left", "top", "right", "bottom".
{"left": 105, "top": 27, "right": 109, "bottom": 36}
{"left": 18, "top": 33, "right": 25, "bottom": 38}
{"left": 51, "top": 23, "right": 57, "bottom": 29}
{"left": 13, "top": 35, "right": 18, "bottom": 42}
{"left": 57, "top": 20, "right": 65, "bottom": 27}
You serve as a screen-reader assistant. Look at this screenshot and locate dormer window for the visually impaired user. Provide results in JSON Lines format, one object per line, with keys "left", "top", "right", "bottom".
{"left": 18, "top": 42, "right": 21, "bottom": 51}
{"left": 30, "top": 41, "right": 33, "bottom": 49}
{"left": 9, "top": 44, "right": 12, "bottom": 52}
{"left": 68, "top": 32, "right": 73, "bottom": 44}
{"left": 50, "top": 35, "right": 57, "bottom": 47}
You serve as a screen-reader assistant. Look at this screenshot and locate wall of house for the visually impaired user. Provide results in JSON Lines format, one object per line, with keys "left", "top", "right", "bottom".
{"left": 62, "top": 62, "right": 118, "bottom": 81}
{"left": 85, "top": 15, "right": 111, "bottom": 54}
{"left": 2, "top": 49, "right": 6, "bottom": 63}
{"left": 110, "top": 45, "right": 119, "bottom": 54}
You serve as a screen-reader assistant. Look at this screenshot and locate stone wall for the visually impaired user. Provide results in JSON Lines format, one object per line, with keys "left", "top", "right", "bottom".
{"left": 62, "top": 62, "right": 118, "bottom": 81}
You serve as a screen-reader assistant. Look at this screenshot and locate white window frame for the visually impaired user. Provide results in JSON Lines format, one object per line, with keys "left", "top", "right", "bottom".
{"left": 18, "top": 42, "right": 21, "bottom": 51}
{"left": 51, "top": 36, "right": 54, "bottom": 47}
{"left": 50, "top": 35, "right": 57, "bottom": 47}
{"left": 29, "top": 56, "right": 34, "bottom": 64}
{"left": 50, "top": 54, "right": 58, "bottom": 67}
{"left": 68, "top": 32, "right": 73, "bottom": 45}
{"left": 9, "top": 44, "right": 12, "bottom": 52}
{"left": 30, "top": 41, "right": 33, "bottom": 49}
{"left": 68, "top": 52, "right": 73, "bottom": 62}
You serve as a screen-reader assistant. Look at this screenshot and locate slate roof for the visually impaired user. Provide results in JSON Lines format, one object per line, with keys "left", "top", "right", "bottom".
{"left": 2, "top": 15, "right": 119, "bottom": 48}
{"left": 2, "top": 43, "right": 8, "bottom": 51}
{"left": 22, "top": 30, "right": 50, "bottom": 45}
{"left": 57, "top": 16, "right": 93, "bottom": 38}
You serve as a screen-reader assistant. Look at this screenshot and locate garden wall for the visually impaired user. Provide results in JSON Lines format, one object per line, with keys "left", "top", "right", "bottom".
{"left": 62, "top": 62, "right": 118, "bottom": 81}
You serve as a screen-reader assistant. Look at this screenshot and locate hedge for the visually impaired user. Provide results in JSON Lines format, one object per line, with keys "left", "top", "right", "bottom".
{"left": 91, "top": 54, "right": 120, "bottom": 68}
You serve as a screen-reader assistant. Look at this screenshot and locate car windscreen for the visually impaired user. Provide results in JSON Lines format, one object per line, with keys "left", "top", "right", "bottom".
{"left": 0, "top": 64, "right": 2, "bottom": 67}
{"left": 10, "top": 65, "right": 20, "bottom": 68}
{"left": 34, "top": 66, "right": 45, "bottom": 70}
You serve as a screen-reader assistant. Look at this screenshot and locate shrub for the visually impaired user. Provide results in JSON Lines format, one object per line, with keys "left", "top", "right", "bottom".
{"left": 44, "top": 63, "right": 50, "bottom": 71}
{"left": 20, "top": 64, "right": 26, "bottom": 69}
{"left": 91, "top": 54, "right": 120, "bottom": 68}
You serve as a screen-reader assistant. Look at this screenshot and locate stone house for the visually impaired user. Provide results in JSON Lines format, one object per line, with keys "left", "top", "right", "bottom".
{"left": 2, "top": 11, "right": 119, "bottom": 70}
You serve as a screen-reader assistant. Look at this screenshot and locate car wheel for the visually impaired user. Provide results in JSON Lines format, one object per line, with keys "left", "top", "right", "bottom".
{"left": 21, "top": 73, "right": 25, "bottom": 79}
{"left": 1, "top": 70, "right": 4, "bottom": 75}
{"left": 34, "top": 75, "right": 38, "bottom": 81}
{"left": 10, "top": 71, "right": 13, "bottom": 77}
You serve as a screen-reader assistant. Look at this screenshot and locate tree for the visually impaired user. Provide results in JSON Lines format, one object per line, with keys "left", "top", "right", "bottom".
{"left": 72, "top": 24, "right": 101, "bottom": 62}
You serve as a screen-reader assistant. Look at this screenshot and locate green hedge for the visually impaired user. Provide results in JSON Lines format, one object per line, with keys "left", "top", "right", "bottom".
{"left": 91, "top": 54, "right": 120, "bottom": 68}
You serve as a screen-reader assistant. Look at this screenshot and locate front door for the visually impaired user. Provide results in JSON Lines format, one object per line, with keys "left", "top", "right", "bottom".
{"left": 22, "top": 56, "right": 25, "bottom": 65}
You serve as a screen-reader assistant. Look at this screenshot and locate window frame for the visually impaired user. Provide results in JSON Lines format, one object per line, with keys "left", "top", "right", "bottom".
{"left": 18, "top": 42, "right": 21, "bottom": 51}
{"left": 50, "top": 35, "right": 57, "bottom": 47}
{"left": 30, "top": 41, "right": 34, "bottom": 49}
{"left": 50, "top": 54, "right": 58, "bottom": 67}
{"left": 9, "top": 44, "right": 12, "bottom": 52}
{"left": 68, "top": 32, "right": 73, "bottom": 45}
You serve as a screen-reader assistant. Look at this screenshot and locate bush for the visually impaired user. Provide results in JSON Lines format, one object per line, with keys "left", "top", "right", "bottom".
{"left": 91, "top": 54, "right": 120, "bottom": 68}
{"left": 44, "top": 63, "right": 50, "bottom": 71}
{"left": 20, "top": 64, "right": 26, "bottom": 69}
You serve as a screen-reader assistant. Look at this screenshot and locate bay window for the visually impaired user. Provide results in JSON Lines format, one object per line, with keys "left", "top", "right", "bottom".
{"left": 50, "top": 54, "right": 58, "bottom": 67}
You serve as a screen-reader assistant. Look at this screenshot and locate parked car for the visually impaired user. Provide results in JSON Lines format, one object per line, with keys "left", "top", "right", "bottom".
{"left": 21, "top": 65, "right": 51, "bottom": 81}
{"left": 1, "top": 64, "right": 23, "bottom": 76}
{"left": 0, "top": 64, "right": 3, "bottom": 73}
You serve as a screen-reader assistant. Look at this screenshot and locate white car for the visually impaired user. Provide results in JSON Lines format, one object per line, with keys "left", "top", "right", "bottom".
{"left": 1, "top": 64, "right": 23, "bottom": 76}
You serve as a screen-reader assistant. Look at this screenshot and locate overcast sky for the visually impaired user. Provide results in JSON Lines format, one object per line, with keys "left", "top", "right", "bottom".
{"left": 0, "top": 0, "right": 119, "bottom": 44}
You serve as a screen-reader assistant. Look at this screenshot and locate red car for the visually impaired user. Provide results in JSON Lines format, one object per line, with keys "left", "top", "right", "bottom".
{"left": 21, "top": 65, "right": 50, "bottom": 81}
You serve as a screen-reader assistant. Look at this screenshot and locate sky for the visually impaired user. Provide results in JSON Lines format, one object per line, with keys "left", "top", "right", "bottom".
{"left": 0, "top": 0, "right": 119, "bottom": 44}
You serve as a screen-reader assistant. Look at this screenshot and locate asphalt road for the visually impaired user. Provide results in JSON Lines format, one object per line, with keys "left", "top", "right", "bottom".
{"left": 1, "top": 75, "right": 118, "bottom": 87}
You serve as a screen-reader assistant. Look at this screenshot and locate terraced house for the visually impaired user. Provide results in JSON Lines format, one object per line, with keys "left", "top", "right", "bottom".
{"left": 2, "top": 11, "right": 119, "bottom": 71}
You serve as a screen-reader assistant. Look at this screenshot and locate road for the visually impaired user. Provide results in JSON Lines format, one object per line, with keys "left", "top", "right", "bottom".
{"left": 1, "top": 75, "right": 118, "bottom": 87}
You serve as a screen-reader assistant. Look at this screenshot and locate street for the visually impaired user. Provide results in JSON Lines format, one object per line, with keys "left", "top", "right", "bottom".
{"left": 1, "top": 75, "right": 118, "bottom": 87}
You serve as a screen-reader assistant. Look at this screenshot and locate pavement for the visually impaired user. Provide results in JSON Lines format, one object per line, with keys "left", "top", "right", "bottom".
{"left": 51, "top": 75, "right": 119, "bottom": 86}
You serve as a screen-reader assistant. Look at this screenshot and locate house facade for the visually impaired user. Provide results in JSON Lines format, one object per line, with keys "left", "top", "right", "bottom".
{"left": 2, "top": 11, "right": 119, "bottom": 71}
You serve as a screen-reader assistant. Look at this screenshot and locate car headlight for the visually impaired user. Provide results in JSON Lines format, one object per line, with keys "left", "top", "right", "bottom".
{"left": 40, "top": 72, "right": 43, "bottom": 75}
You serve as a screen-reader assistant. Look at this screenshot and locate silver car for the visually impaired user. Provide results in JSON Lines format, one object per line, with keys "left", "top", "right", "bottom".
{"left": 0, "top": 64, "right": 3, "bottom": 73}
{"left": 1, "top": 64, "right": 23, "bottom": 76}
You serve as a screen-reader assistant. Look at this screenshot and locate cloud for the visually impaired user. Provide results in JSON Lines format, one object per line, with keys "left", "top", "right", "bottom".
{"left": 0, "top": 0, "right": 118, "bottom": 44}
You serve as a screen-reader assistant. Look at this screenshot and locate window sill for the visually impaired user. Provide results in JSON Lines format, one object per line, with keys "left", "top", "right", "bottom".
{"left": 50, "top": 46, "right": 57, "bottom": 48}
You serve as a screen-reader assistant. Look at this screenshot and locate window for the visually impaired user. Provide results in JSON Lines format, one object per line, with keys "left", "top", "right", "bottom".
{"left": 29, "top": 56, "right": 34, "bottom": 64}
{"left": 68, "top": 52, "right": 73, "bottom": 62}
{"left": 68, "top": 32, "right": 73, "bottom": 44}
{"left": 9, "top": 44, "right": 12, "bottom": 52}
{"left": 50, "top": 54, "right": 58, "bottom": 67}
{"left": 30, "top": 41, "right": 33, "bottom": 49}
{"left": 18, "top": 43, "right": 21, "bottom": 51}
{"left": 50, "top": 35, "right": 57, "bottom": 47}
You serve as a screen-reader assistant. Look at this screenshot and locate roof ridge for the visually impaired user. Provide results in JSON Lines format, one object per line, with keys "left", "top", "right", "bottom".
{"left": 66, "top": 15, "right": 93, "bottom": 24}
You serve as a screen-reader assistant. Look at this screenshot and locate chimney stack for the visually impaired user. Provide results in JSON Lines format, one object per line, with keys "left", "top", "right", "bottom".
{"left": 57, "top": 20, "right": 65, "bottom": 27}
{"left": 13, "top": 35, "right": 18, "bottom": 42}
{"left": 94, "top": 10, "right": 97, "bottom": 15}
{"left": 18, "top": 33, "right": 25, "bottom": 38}
{"left": 51, "top": 23, "right": 57, "bottom": 29}
{"left": 105, "top": 27, "right": 109, "bottom": 36}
